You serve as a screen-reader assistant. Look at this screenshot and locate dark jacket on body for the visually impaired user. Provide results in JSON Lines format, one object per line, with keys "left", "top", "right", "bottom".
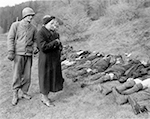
{"left": 36, "top": 26, "right": 64, "bottom": 95}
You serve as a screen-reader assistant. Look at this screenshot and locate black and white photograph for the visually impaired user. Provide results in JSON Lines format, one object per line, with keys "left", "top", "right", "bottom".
{"left": 0, "top": 0, "right": 150, "bottom": 119}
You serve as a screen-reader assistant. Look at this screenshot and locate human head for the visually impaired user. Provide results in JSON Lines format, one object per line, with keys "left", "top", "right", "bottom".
{"left": 42, "top": 15, "right": 60, "bottom": 31}
{"left": 22, "top": 7, "right": 35, "bottom": 18}
{"left": 22, "top": 7, "right": 35, "bottom": 23}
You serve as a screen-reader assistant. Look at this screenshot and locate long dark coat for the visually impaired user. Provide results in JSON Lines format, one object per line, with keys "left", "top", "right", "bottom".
{"left": 36, "top": 26, "right": 64, "bottom": 95}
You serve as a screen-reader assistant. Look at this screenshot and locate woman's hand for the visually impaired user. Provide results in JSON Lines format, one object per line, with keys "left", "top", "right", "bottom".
{"left": 55, "top": 39, "right": 61, "bottom": 45}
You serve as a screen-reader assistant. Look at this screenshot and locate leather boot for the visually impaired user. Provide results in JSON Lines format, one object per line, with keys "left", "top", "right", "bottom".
{"left": 12, "top": 90, "right": 19, "bottom": 106}
{"left": 116, "top": 80, "right": 135, "bottom": 93}
{"left": 22, "top": 93, "right": 32, "bottom": 100}
{"left": 122, "top": 83, "right": 143, "bottom": 95}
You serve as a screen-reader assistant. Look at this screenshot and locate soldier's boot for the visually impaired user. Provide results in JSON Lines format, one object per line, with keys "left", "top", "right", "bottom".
{"left": 12, "top": 90, "right": 19, "bottom": 106}
{"left": 116, "top": 80, "right": 135, "bottom": 94}
{"left": 122, "top": 83, "right": 143, "bottom": 95}
{"left": 112, "top": 87, "right": 128, "bottom": 105}
{"left": 128, "top": 96, "right": 141, "bottom": 115}
{"left": 22, "top": 93, "right": 32, "bottom": 100}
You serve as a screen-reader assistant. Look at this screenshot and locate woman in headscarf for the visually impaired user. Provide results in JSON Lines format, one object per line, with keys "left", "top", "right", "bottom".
{"left": 36, "top": 15, "right": 64, "bottom": 107}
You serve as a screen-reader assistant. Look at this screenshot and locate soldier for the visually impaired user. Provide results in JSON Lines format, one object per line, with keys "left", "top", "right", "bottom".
{"left": 7, "top": 7, "right": 38, "bottom": 105}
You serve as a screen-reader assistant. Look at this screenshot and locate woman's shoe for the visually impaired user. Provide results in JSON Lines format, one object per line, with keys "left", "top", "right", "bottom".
{"left": 41, "top": 99, "right": 51, "bottom": 107}
{"left": 41, "top": 94, "right": 55, "bottom": 107}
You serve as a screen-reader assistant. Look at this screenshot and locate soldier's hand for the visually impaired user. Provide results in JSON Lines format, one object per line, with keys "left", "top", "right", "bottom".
{"left": 33, "top": 48, "right": 39, "bottom": 55}
{"left": 8, "top": 52, "right": 15, "bottom": 61}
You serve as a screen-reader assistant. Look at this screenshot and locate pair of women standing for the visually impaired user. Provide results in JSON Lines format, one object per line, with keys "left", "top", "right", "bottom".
{"left": 36, "top": 15, "right": 64, "bottom": 107}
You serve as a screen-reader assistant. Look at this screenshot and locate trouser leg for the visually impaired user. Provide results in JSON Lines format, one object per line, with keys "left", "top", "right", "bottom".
{"left": 122, "top": 83, "right": 143, "bottom": 95}
{"left": 12, "top": 55, "right": 23, "bottom": 105}
{"left": 116, "top": 80, "right": 135, "bottom": 93}
{"left": 80, "top": 72, "right": 105, "bottom": 88}
{"left": 12, "top": 55, "right": 24, "bottom": 91}
{"left": 21, "top": 56, "right": 32, "bottom": 93}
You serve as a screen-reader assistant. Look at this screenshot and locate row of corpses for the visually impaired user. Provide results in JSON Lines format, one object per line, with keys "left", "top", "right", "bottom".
{"left": 61, "top": 45, "right": 150, "bottom": 115}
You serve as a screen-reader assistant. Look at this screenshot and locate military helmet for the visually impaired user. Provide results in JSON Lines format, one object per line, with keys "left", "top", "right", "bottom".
{"left": 22, "top": 7, "right": 35, "bottom": 18}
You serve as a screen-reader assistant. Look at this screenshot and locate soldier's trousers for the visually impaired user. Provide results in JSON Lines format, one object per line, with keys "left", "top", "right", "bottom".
{"left": 12, "top": 55, "right": 32, "bottom": 93}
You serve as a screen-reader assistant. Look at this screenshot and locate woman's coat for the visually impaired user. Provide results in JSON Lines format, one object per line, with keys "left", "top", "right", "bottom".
{"left": 36, "top": 26, "right": 64, "bottom": 94}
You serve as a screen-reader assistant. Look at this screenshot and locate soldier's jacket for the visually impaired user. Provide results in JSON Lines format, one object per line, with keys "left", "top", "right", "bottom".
{"left": 7, "top": 20, "right": 37, "bottom": 56}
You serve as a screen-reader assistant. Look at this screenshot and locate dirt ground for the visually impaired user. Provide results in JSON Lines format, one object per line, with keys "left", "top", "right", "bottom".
{"left": 0, "top": 34, "right": 150, "bottom": 119}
